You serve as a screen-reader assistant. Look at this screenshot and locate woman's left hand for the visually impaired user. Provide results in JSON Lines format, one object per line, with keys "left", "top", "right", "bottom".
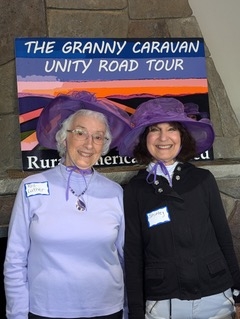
{"left": 235, "top": 304, "right": 240, "bottom": 319}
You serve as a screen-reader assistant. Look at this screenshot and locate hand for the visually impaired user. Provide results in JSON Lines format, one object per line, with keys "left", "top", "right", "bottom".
{"left": 235, "top": 303, "right": 240, "bottom": 319}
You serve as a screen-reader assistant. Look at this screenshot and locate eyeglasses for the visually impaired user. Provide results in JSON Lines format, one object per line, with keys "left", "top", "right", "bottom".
{"left": 67, "top": 128, "right": 109, "bottom": 145}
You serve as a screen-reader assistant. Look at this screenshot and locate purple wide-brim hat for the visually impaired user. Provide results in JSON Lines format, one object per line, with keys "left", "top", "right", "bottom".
{"left": 118, "top": 97, "right": 215, "bottom": 157}
{"left": 36, "top": 91, "right": 131, "bottom": 150}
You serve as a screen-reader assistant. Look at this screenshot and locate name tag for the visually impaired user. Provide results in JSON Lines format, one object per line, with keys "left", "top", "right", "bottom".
{"left": 25, "top": 182, "right": 50, "bottom": 197}
{"left": 147, "top": 206, "right": 170, "bottom": 227}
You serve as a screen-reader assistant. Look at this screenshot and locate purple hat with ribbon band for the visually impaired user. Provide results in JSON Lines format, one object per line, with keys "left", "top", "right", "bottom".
{"left": 118, "top": 97, "right": 215, "bottom": 157}
{"left": 36, "top": 91, "right": 131, "bottom": 150}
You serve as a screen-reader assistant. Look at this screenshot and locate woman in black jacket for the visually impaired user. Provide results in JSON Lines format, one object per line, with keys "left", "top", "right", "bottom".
{"left": 119, "top": 97, "right": 240, "bottom": 319}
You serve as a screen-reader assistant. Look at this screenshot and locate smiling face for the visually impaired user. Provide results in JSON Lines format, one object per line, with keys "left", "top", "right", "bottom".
{"left": 64, "top": 114, "right": 106, "bottom": 169}
{"left": 146, "top": 122, "right": 181, "bottom": 165}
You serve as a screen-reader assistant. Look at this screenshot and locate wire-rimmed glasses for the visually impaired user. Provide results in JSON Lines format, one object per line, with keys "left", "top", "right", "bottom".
{"left": 67, "top": 128, "right": 109, "bottom": 145}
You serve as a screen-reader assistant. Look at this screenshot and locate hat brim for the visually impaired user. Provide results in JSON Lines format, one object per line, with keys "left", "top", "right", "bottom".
{"left": 36, "top": 92, "right": 131, "bottom": 150}
{"left": 119, "top": 117, "right": 215, "bottom": 157}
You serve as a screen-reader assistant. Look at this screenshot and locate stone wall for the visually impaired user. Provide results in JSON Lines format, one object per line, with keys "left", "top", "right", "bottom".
{"left": 1, "top": 0, "right": 240, "bottom": 261}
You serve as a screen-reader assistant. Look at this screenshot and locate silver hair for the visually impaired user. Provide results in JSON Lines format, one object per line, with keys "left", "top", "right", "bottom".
{"left": 55, "top": 109, "right": 112, "bottom": 157}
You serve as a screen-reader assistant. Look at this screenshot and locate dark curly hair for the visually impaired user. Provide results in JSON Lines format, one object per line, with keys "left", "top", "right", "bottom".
{"left": 133, "top": 122, "right": 197, "bottom": 165}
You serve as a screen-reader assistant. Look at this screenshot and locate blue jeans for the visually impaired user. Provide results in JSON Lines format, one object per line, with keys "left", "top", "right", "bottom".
{"left": 145, "top": 289, "right": 235, "bottom": 319}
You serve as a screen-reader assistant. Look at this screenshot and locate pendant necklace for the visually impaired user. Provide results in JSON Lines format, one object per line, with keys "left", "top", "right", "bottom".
{"left": 60, "top": 163, "right": 93, "bottom": 212}
{"left": 69, "top": 183, "right": 88, "bottom": 211}
{"left": 69, "top": 172, "right": 93, "bottom": 212}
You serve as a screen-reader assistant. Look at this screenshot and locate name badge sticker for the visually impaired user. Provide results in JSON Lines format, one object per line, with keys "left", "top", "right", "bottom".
{"left": 147, "top": 206, "right": 171, "bottom": 227}
{"left": 25, "top": 181, "right": 50, "bottom": 197}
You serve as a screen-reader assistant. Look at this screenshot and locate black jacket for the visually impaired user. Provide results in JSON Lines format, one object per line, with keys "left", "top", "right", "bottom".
{"left": 124, "top": 162, "right": 240, "bottom": 319}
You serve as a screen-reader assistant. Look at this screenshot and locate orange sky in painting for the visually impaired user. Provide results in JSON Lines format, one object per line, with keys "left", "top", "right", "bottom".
{"left": 17, "top": 78, "right": 208, "bottom": 98}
